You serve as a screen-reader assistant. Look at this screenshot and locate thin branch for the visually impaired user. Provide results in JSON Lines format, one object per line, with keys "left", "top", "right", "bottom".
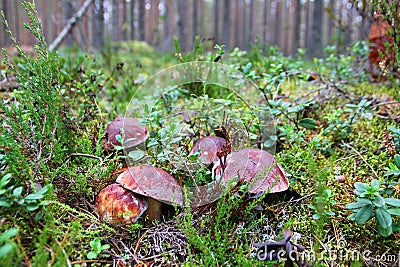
{"left": 48, "top": 0, "right": 93, "bottom": 52}
{"left": 342, "top": 143, "right": 379, "bottom": 179}
{"left": 67, "top": 153, "right": 103, "bottom": 165}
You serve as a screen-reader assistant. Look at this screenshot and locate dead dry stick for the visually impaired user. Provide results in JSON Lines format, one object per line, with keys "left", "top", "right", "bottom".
{"left": 48, "top": 0, "right": 93, "bottom": 52}
{"left": 67, "top": 153, "right": 103, "bottom": 165}
{"left": 343, "top": 143, "right": 379, "bottom": 179}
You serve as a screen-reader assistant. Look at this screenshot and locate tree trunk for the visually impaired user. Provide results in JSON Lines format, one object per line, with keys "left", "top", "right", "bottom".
{"left": 138, "top": 0, "right": 145, "bottom": 41}
{"left": 248, "top": 0, "right": 254, "bottom": 47}
{"left": 2, "top": 0, "right": 9, "bottom": 46}
{"left": 177, "top": 0, "right": 187, "bottom": 51}
{"left": 12, "top": 0, "right": 19, "bottom": 43}
{"left": 274, "top": 0, "right": 281, "bottom": 48}
{"left": 111, "top": 0, "right": 119, "bottom": 41}
{"left": 233, "top": 0, "right": 239, "bottom": 47}
{"left": 310, "top": 0, "right": 323, "bottom": 57}
{"left": 93, "top": 0, "right": 104, "bottom": 48}
{"left": 241, "top": 0, "right": 246, "bottom": 48}
{"left": 65, "top": 1, "right": 74, "bottom": 46}
{"left": 214, "top": 0, "right": 219, "bottom": 43}
{"left": 153, "top": 0, "right": 160, "bottom": 47}
{"left": 222, "top": 0, "right": 231, "bottom": 49}
{"left": 129, "top": 0, "right": 135, "bottom": 40}
{"left": 262, "top": 0, "right": 268, "bottom": 50}
{"left": 327, "top": 0, "right": 334, "bottom": 44}
{"left": 122, "top": 0, "right": 127, "bottom": 40}
{"left": 293, "top": 0, "right": 301, "bottom": 53}
{"left": 192, "top": 0, "right": 199, "bottom": 42}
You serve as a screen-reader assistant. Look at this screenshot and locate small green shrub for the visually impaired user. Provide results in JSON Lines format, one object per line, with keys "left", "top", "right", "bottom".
{"left": 87, "top": 239, "right": 110, "bottom": 260}
{"left": 346, "top": 179, "right": 400, "bottom": 236}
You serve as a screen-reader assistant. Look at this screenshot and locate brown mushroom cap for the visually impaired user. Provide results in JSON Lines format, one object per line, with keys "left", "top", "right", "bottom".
{"left": 212, "top": 148, "right": 289, "bottom": 194}
{"left": 96, "top": 183, "right": 148, "bottom": 226}
{"left": 116, "top": 166, "right": 183, "bottom": 207}
{"left": 103, "top": 117, "right": 149, "bottom": 150}
{"left": 189, "top": 136, "right": 228, "bottom": 165}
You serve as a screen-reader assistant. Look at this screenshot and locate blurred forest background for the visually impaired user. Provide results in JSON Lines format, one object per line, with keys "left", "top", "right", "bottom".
{"left": 1, "top": 0, "right": 373, "bottom": 57}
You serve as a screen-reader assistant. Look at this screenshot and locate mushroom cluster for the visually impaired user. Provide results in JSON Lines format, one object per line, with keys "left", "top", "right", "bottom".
{"left": 96, "top": 166, "right": 183, "bottom": 226}
{"left": 97, "top": 117, "right": 289, "bottom": 226}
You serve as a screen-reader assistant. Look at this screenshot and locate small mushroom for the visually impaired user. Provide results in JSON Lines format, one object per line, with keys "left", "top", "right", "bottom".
{"left": 96, "top": 183, "right": 148, "bottom": 226}
{"left": 103, "top": 117, "right": 149, "bottom": 151}
{"left": 116, "top": 166, "right": 183, "bottom": 221}
{"left": 213, "top": 148, "right": 289, "bottom": 194}
{"left": 189, "top": 136, "right": 228, "bottom": 165}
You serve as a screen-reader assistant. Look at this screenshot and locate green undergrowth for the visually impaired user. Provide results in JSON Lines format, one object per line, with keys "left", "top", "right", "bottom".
{"left": 0, "top": 1, "right": 399, "bottom": 266}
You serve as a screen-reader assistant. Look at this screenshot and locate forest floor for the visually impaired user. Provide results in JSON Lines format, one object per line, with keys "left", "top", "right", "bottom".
{"left": 0, "top": 25, "right": 400, "bottom": 267}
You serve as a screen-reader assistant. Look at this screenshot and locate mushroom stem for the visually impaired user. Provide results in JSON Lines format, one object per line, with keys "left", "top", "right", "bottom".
{"left": 145, "top": 198, "right": 162, "bottom": 221}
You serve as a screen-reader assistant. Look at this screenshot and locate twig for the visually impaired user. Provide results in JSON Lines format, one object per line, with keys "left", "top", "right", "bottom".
{"left": 372, "top": 100, "right": 400, "bottom": 108}
{"left": 48, "top": 0, "right": 93, "bottom": 52}
{"left": 270, "top": 192, "right": 316, "bottom": 208}
{"left": 69, "top": 259, "right": 114, "bottom": 265}
{"left": 342, "top": 143, "right": 379, "bottom": 179}
{"left": 67, "top": 153, "right": 103, "bottom": 165}
{"left": 376, "top": 114, "right": 400, "bottom": 120}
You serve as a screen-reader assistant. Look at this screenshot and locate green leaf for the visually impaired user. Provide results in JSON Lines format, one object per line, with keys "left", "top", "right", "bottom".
{"left": 346, "top": 202, "right": 365, "bottom": 210}
{"left": 34, "top": 209, "right": 45, "bottom": 221}
{"left": 127, "top": 150, "right": 145, "bottom": 161}
{"left": 384, "top": 198, "right": 400, "bottom": 207}
{"left": 0, "top": 228, "right": 18, "bottom": 243}
{"left": 0, "top": 174, "right": 11, "bottom": 188}
{"left": 90, "top": 239, "right": 101, "bottom": 251}
{"left": 354, "top": 204, "right": 373, "bottom": 224}
{"left": 354, "top": 182, "right": 366, "bottom": 193}
{"left": 24, "top": 193, "right": 43, "bottom": 201}
{"left": 87, "top": 251, "right": 98, "bottom": 260}
{"left": 388, "top": 208, "right": 400, "bottom": 216}
{"left": 12, "top": 187, "right": 23, "bottom": 197}
{"left": 25, "top": 203, "right": 40, "bottom": 211}
{"left": 243, "top": 62, "right": 252, "bottom": 75}
{"left": 377, "top": 224, "right": 393, "bottom": 237}
{"left": 100, "top": 244, "right": 110, "bottom": 251}
{"left": 0, "top": 243, "right": 14, "bottom": 258}
{"left": 299, "top": 118, "right": 317, "bottom": 130}
{"left": 147, "top": 139, "right": 158, "bottom": 148}
{"left": 0, "top": 199, "right": 11, "bottom": 208}
{"left": 372, "top": 195, "right": 385, "bottom": 207}
{"left": 384, "top": 170, "right": 400, "bottom": 177}
{"left": 36, "top": 184, "right": 51, "bottom": 195}
{"left": 375, "top": 207, "right": 392, "bottom": 229}
{"left": 371, "top": 179, "right": 381, "bottom": 188}
{"left": 394, "top": 154, "right": 400, "bottom": 169}
{"left": 312, "top": 214, "right": 320, "bottom": 220}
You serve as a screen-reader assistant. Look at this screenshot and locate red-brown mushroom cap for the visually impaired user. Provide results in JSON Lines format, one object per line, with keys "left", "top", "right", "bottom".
{"left": 116, "top": 166, "right": 183, "bottom": 206}
{"left": 103, "top": 117, "right": 149, "bottom": 150}
{"left": 212, "top": 148, "right": 289, "bottom": 194}
{"left": 189, "top": 136, "right": 228, "bottom": 165}
{"left": 96, "top": 183, "right": 148, "bottom": 226}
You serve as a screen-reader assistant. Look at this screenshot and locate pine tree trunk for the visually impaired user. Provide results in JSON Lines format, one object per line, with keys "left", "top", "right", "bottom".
{"left": 222, "top": 0, "right": 231, "bottom": 48}
{"left": 293, "top": 0, "right": 301, "bottom": 54}
{"left": 214, "top": 0, "right": 219, "bottom": 42}
{"left": 138, "top": 0, "right": 145, "bottom": 41}
{"left": 177, "top": 0, "right": 187, "bottom": 51}
{"left": 129, "top": 0, "right": 135, "bottom": 40}
{"left": 65, "top": 1, "right": 74, "bottom": 46}
{"left": 310, "top": 0, "right": 323, "bottom": 57}
{"left": 93, "top": 0, "right": 104, "bottom": 48}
